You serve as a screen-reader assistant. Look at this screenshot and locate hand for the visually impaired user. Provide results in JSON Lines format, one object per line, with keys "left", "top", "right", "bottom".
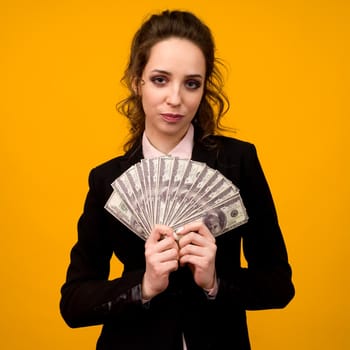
{"left": 177, "top": 221, "right": 217, "bottom": 290}
{"left": 142, "top": 224, "right": 179, "bottom": 300}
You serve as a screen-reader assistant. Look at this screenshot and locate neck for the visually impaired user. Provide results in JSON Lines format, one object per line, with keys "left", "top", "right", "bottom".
{"left": 145, "top": 128, "right": 189, "bottom": 155}
{"left": 146, "top": 134, "right": 181, "bottom": 154}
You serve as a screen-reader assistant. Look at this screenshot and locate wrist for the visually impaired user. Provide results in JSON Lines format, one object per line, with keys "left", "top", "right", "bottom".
{"left": 203, "top": 272, "right": 218, "bottom": 297}
{"left": 141, "top": 276, "right": 154, "bottom": 302}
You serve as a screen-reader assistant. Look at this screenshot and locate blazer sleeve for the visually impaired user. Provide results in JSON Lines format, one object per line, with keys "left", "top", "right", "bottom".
{"left": 216, "top": 141, "right": 295, "bottom": 309}
{"left": 59, "top": 166, "right": 145, "bottom": 328}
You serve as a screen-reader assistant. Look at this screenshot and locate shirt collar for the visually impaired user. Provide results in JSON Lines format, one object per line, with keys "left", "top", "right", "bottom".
{"left": 142, "top": 124, "right": 194, "bottom": 160}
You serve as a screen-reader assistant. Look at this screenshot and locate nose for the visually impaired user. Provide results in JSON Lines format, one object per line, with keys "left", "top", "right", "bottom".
{"left": 166, "top": 84, "right": 182, "bottom": 106}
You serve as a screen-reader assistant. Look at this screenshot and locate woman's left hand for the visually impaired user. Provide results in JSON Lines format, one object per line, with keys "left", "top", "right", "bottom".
{"left": 177, "top": 221, "right": 217, "bottom": 290}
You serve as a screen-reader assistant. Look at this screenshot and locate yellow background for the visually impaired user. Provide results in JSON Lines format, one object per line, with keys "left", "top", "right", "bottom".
{"left": 2, "top": 0, "right": 349, "bottom": 349}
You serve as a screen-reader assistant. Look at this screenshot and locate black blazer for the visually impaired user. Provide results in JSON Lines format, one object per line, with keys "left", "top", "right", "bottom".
{"left": 60, "top": 135, "right": 295, "bottom": 350}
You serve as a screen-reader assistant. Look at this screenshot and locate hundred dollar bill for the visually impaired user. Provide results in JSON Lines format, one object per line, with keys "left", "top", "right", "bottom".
{"left": 104, "top": 189, "right": 149, "bottom": 240}
{"left": 155, "top": 156, "right": 177, "bottom": 224}
{"left": 144, "top": 157, "right": 159, "bottom": 227}
{"left": 170, "top": 173, "right": 239, "bottom": 224}
{"left": 162, "top": 157, "right": 191, "bottom": 224}
{"left": 134, "top": 162, "right": 151, "bottom": 220}
{"left": 165, "top": 158, "right": 206, "bottom": 224}
{"left": 172, "top": 194, "right": 249, "bottom": 237}
{"left": 112, "top": 170, "right": 151, "bottom": 233}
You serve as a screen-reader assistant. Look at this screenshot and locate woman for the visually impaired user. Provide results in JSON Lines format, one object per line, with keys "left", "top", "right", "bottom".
{"left": 60, "top": 10, "right": 295, "bottom": 350}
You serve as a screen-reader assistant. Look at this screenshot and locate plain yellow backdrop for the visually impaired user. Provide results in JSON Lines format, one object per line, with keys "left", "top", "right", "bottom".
{"left": 1, "top": 0, "right": 349, "bottom": 349}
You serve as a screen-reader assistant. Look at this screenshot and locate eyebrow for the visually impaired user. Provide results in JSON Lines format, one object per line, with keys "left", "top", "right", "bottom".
{"left": 150, "top": 69, "right": 203, "bottom": 79}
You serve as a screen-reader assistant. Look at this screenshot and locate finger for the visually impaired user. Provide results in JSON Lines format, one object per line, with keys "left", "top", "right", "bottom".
{"left": 148, "top": 224, "right": 175, "bottom": 243}
{"left": 176, "top": 221, "right": 214, "bottom": 241}
{"left": 177, "top": 231, "right": 199, "bottom": 248}
{"left": 177, "top": 231, "right": 214, "bottom": 250}
{"left": 179, "top": 242, "right": 203, "bottom": 257}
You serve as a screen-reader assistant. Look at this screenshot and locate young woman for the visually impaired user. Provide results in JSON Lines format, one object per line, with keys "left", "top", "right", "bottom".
{"left": 60, "top": 10, "right": 295, "bottom": 350}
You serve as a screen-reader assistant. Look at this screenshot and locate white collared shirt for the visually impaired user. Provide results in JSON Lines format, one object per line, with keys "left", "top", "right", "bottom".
{"left": 142, "top": 124, "right": 194, "bottom": 160}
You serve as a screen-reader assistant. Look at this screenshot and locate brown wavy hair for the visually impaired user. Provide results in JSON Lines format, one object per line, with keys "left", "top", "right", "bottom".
{"left": 117, "top": 10, "right": 231, "bottom": 152}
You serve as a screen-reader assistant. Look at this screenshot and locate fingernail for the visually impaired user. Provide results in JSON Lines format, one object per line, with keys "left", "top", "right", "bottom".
{"left": 175, "top": 226, "right": 184, "bottom": 233}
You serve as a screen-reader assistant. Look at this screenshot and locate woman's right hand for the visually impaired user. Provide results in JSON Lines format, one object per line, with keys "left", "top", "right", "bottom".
{"left": 142, "top": 225, "right": 179, "bottom": 301}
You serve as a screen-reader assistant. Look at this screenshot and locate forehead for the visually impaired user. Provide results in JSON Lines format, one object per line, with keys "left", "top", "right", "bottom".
{"left": 145, "top": 38, "right": 206, "bottom": 75}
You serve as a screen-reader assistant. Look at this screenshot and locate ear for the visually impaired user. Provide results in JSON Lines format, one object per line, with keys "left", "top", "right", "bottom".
{"left": 131, "top": 77, "right": 143, "bottom": 95}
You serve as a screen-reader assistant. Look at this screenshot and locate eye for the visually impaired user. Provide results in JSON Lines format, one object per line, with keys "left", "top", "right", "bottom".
{"left": 150, "top": 76, "right": 168, "bottom": 85}
{"left": 185, "top": 79, "right": 202, "bottom": 90}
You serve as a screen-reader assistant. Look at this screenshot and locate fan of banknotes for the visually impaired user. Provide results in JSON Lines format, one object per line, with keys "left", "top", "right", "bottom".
{"left": 105, "top": 156, "right": 248, "bottom": 240}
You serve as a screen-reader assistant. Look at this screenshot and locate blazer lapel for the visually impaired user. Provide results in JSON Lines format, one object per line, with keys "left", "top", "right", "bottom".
{"left": 118, "top": 142, "right": 144, "bottom": 173}
{"left": 191, "top": 139, "right": 218, "bottom": 169}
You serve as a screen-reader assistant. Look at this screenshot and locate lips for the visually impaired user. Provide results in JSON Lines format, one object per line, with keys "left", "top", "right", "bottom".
{"left": 161, "top": 113, "right": 184, "bottom": 122}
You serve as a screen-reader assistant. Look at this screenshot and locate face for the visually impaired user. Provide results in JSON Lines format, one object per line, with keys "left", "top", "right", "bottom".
{"left": 139, "top": 38, "right": 206, "bottom": 150}
{"left": 206, "top": 216, "right": 221, "bottom": 235}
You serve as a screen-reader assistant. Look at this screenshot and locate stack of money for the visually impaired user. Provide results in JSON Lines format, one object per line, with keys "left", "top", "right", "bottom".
{"left": 105, "top": 156, "right": 248, "bottom": 240}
